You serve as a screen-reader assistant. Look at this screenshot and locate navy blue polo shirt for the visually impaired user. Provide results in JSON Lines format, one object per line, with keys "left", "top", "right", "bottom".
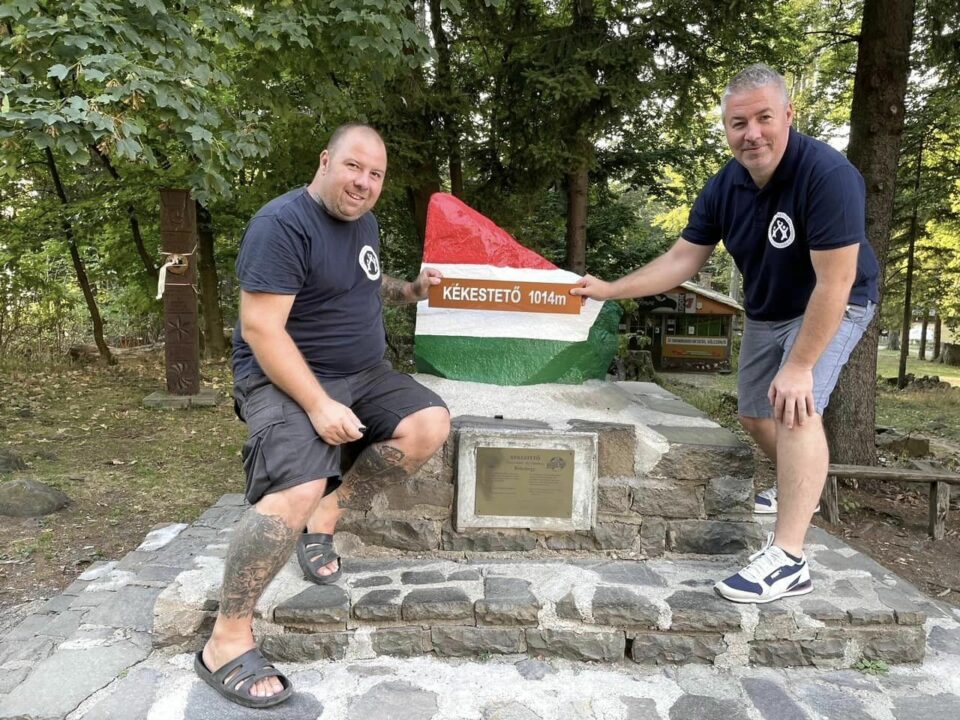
{"left": 682, "top": 128, "right": 879, "bottom": 321}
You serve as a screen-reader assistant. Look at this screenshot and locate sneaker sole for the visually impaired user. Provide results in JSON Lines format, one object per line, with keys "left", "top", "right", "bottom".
{"left": 714, "top": 580, "right": 813, "bottom": 604}
{"left": 751, "top": 507, "right": 820, "bottom": 516}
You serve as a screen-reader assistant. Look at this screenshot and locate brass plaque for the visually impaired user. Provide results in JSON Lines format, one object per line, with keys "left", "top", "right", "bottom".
{"left": 475, "top": 447, "right": 574, "bottom": 518}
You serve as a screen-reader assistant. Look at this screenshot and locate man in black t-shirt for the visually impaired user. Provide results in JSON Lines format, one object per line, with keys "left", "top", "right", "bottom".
{"left": 195, "top": 124, "right": 450, "bottom": 708}
{"left": 572, "top": 65, "right": 878, "bottom": 605}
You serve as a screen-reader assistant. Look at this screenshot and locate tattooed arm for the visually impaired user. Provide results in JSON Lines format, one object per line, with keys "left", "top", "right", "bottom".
{"left": 380, "top": 268, "right": 443, "bottom": 305}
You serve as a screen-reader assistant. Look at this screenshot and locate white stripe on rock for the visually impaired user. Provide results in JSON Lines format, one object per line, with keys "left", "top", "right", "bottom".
{"left": 415, "top": 263, "right": 603, "bottom": 341}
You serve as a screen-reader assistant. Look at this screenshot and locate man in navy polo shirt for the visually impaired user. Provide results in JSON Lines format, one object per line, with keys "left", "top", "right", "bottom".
{"left": 572, "top": 64, "right": 879, "bottom": 604}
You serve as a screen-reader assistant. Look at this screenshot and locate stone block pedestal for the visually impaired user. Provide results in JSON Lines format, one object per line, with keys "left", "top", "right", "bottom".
{"left": 143, "top": 387, "right": 220, "bottom": 409}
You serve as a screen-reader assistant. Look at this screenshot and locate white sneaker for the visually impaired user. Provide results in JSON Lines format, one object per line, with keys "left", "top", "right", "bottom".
{"left": 753, "top": 486, "right": 819, "bottom": 515}
{"left": 753, "top": 486, "right": 778, "bottom": 514}
{"left": 714, "top": 532, "right": 813, "bottom": 604}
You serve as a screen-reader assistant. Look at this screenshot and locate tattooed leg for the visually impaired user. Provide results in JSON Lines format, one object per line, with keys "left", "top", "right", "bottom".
{"left": 305, "top": 406, "right": 450, "bottom": 570}
{"left": 218, "top": 510, "right": 299, "bottom": 618}
{"left": 336, "top": 443, "right": 410, "bottom": 510}
{"left": 204, "top": 478, "right": 327, "bottom": 698}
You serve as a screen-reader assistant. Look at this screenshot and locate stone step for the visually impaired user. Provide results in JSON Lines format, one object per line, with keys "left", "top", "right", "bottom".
{"left": 153, "top": 503, "right": 944, "bottom": 670}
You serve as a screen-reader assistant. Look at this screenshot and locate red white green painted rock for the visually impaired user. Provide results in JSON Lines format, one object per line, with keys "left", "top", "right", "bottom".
{"left": 414, "top": 193, "right": 620, "bottom": 385}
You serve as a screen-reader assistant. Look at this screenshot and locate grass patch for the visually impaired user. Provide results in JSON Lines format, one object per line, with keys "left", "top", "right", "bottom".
{"left": 876, "top": 385, "right": 960, "bottom": 440}
{"left": 665, "top": 350, "right": 960, "bottom": 443}
{"left": 853, "top": 658, "right": 890, "bottom": 676}
{"left": 876, "top": 348, "right": 960, "bottom": 387}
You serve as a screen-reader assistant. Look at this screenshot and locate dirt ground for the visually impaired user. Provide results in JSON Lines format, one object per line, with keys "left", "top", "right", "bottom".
{"left": 0, "top": 355, "right": 244, "bottom": 633}
{"left": 823, "top": 485, "right": 960, "bottom": 603}
{"left": 1, "top": 356, "right": 958, "bottom": 635}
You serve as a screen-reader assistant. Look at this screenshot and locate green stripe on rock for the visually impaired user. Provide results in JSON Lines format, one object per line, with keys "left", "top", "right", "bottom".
{"left": 415, "top": 302, "right": 621, "bottom": 385}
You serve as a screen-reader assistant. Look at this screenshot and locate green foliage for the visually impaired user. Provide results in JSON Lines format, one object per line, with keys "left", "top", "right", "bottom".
{"left": 853, "top": 658, "right": 889, "bottom": 676}
{"left": 0, "top": 0, "right": 958, "bottom": 377}
{"left": 0, "top": 0, "right": 436, "bottom": 357}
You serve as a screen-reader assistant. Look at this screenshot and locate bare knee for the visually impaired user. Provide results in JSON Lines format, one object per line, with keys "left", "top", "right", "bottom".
{"left": 395, "top": 406, "right": 451, "bottom": 457}
{"left": 280, "top": 479, "right": 329, "bottom": 504}
{"left": 416, "top": 406, "right": 451, "bottom": 454}
{"left": 257, "top": 478, "right": 329, "bottom": 524}
{"left": 739, "top": 415, "right": 764, "bottom": 434}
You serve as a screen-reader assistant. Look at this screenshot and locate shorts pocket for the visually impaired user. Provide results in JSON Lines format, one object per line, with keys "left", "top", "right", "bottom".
{"left": 844, "top": 301, "right": 876, "bottom": 328}
{"left": 844, "top": 304, "right": 868, "bottom": 320}
{"left": 241, "top": 404, "right": 286, "bottom": 490}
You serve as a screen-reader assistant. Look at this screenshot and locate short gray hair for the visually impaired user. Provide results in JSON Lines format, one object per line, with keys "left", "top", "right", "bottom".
{"left": 326, "top": 122, "right": 384, "bottom": 155}
{"left": 721, "top": 64, "right": 789, "bottom": 117}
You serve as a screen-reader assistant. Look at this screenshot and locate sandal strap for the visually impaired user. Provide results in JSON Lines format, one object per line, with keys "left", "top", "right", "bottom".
{"left": 298, "top": 532, "right": 338, "bottom": 570}
{"left": 300, "top": 531, "right": 335, "bottom": 548}
{"left": 211, "top": 648, "right": 288, "bottom": 696}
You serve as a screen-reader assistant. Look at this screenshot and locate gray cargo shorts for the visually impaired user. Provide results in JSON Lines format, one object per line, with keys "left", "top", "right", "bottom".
{"left": 737, "top": 301, "right": 875, "bottom": 418}
{"left": 234, "top": 360, "right": 447, "bottom": 505}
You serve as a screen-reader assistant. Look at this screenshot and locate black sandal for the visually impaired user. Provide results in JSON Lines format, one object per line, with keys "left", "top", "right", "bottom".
{"left": 296, "top": 531, "right": 342, "bottom": 585}
{"left": 194, "top": 647, "right": 293, "bottom": 708}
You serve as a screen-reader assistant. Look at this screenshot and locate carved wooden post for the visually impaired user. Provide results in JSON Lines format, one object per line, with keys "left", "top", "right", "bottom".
{"left": 820, "top": 475, "right": 840, "bottom": 525}
{"left": 929, "top": 481, "right": 950, "bottom": 540}
{"left": 159, "top": 189, "right": 200, "bottom": 395}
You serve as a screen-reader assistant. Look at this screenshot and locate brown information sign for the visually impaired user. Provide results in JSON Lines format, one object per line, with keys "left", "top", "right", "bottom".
{"left": 475, "top": 447, "right": 574, "bottom": 518}
{"left": 428, "top": 278, "right": 581, "bottom": 315}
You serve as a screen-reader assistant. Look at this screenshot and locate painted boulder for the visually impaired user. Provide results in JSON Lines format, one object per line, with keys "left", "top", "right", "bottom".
{"left": 414, "top": 193, "right": 620, "bottom": 385}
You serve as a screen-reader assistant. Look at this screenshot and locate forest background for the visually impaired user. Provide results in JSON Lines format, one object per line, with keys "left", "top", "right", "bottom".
{"left": 2, "top": 0, "right": 960, "bottom": 464}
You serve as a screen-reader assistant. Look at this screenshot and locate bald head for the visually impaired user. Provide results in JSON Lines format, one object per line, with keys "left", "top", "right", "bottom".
{"left": 309, "top": 124, "right": 387, "bottom": 222}
{"left": 326, "top": 123, "right": 385, "bottom": 157}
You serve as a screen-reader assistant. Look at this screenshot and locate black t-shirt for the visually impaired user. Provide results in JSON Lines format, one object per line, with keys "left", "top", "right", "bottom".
{"left": 682, "top": 128, "right": 880, "bottom": 321}
{"left": 231, "top": 188, "right": 385, "bottom": 380}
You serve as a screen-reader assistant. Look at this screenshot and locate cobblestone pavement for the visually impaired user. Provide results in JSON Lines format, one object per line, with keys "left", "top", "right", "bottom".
{"left": 3, "top": 506, "right": 960, "bottom": 719}
{"left": 37, "top": 642, "right": 960, "bottom": 720}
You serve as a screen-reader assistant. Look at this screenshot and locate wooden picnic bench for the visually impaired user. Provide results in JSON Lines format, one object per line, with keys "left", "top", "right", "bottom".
{"left": 822, "top": 463, "right": 960, "bottom": 539}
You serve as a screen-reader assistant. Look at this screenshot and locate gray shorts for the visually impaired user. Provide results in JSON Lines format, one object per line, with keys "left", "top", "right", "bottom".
{"left": 737, "top": 301, "right": 875, "bottom": 418}
{"left": 234, "top": 360, "right": 447, "bottom": 505}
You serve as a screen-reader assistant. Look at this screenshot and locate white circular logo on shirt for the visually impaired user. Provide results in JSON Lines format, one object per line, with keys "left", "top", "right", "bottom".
{"left": 359, "top": 245, "right": 380, "bottom": 280}
{"left": 768, "top": 212, "right": 795, "bottom": 249}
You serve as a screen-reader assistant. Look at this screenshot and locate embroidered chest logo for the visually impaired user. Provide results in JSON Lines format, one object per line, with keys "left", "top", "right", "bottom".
{"left": 768, "top": 212, "right": 795, "bottom": 249}
{"left": 359, "top": 245, "right": 381, "bottom": 281}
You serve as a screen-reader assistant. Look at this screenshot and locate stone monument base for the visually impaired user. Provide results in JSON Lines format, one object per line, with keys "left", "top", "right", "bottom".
{"left": 334, "top": 376, "right": 760, "bottom": 558}
{"left": 152, "top": 494, "right": 936, "bottom": 669}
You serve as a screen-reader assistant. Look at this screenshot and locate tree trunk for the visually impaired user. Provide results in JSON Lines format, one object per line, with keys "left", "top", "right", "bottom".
{"left": 429, "top": 0, "right": 463, "bottom": 199}
{"left": 44, "top": 148, "right": 115, "bottom": 365}
{"left": 933, "top": 311, "right": 941, "bottom": 360}
{"left": 898, "top": 137, "right": 923, "bottom": 387}
{"left": 919, "top": 310, "right": 928, "bottom": 360}
{"left": 896, "top": 224, "right": 915, "bottom": 385}
{"left": 887, "top": 327, "right": 900, "bottom": 350}
{"left": 91, "top": 145, "right": 158, "bottom": 281}
{"left": 563, "top": 0, "right": 596, "bottom": 276}
{"left": 409, "top": 181, "right": 440, "bottom": 246}
{"left": 942, "top": 343, "right": 960, "bottom": 366}
{"left": 729, "top": 264, "right": 743, "bottom": 305}
{"left": 196, "top": 202, "right": 226, "bottom": 357}
{"left": 565, "top": 166, "right": 588, "bottom": 274}
{"left": 824, "top": 0, "right": 914, "bottom": 464}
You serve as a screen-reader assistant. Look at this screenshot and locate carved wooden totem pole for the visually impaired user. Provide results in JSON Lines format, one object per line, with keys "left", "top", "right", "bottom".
{"left": 158, "top": 189, "right": 200, "bottom": 395}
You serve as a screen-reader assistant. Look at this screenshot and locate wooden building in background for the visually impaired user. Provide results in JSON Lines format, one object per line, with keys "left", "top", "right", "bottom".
{"left": 628, "top": 281, "right": 743, "bottom": 373}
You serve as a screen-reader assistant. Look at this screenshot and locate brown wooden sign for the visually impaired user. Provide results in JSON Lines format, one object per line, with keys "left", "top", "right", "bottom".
{"left": 428, "top": 278, "right": 581, "bottom": 315}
